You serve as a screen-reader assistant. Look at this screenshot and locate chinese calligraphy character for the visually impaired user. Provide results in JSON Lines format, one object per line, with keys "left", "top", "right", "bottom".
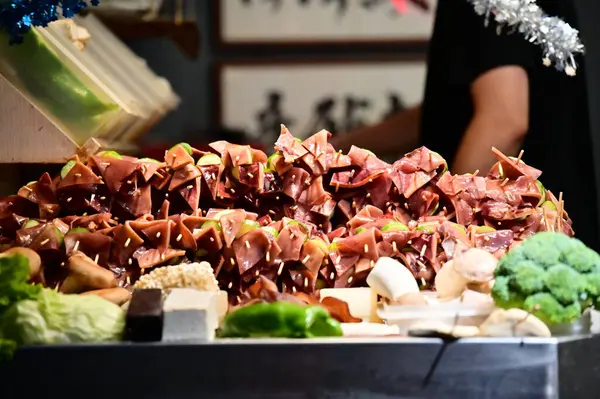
{"left": 343, "top": 95, "right": 371, "bottom": 131}
{"left": 382, "top": 93, "right": 407, "bottom": 120}
{"left": 256, "top": 91, "right": 294, "bottom": 144}
{"left": 306, "top": 97, "right": 338, "bottom": 135}
{"left": 322, "top": 0, "right": 348, "bottom": 15}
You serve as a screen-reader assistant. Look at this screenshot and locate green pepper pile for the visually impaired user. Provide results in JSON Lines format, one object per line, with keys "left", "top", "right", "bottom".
{"left": 218, "top": 302, "right": 343, "bottom": 338}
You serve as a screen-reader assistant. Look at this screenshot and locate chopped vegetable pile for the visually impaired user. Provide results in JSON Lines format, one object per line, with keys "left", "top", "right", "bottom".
{"left": 0, "top": 126, "right": 572, "bottom": 307}
{"left": 493, "top": 232, "right": 600, "bottom": 325}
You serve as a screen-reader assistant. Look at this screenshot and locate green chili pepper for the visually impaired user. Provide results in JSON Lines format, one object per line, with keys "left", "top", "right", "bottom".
{"left": 218, "top": 301, "right": 343, "bottom": 338}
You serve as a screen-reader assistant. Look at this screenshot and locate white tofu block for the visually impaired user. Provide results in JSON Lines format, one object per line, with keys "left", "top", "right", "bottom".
{"left": 163, "top": 289, "right": 219, "bottom": 342}
{"left": 215, "top": 291, "right": 229, "bottom": 323}
{"left": 320, "top": 287, "right": 378, "bottom": 322}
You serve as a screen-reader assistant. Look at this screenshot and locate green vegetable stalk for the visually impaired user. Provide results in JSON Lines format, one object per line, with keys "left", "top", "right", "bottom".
{"left": 492, "top": 232, "right": 600, "bottom": 325}
{"left": 0, "top": 29, "right": 117, "bottom": 137}
{"left": 0, "top": 253, "right": 125, "bottom": 361}
{"left": 218, "top": 301, "right": 343, "bottom": 338}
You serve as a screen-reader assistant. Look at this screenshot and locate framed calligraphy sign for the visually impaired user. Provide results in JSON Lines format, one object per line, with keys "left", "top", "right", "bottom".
{"left": 214, "top": 57, "right": 427, "bottom": 147}
{"left": 215, "top": 0, "right": 436, "bottom": 49}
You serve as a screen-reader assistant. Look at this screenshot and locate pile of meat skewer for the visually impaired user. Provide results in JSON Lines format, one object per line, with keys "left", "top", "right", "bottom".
{"left": 0, "top": 126, "right": 571, "bottom": 305}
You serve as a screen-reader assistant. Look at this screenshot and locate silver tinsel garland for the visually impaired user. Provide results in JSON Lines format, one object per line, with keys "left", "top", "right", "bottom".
{"left": 468, "top": 0, "right": 584, "bottom": 76}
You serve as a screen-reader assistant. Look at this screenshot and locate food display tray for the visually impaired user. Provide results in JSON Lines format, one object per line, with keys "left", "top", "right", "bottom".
{"left": 3, "top": 334, "right": 600, "bottom": 399}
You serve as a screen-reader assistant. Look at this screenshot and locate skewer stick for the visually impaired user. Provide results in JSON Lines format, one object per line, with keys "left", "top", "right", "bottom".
{"left": 347, "top": 276, "right": 353, "bottom": 284}
{"left": 541, "top": 208, "right": 551, "bottom": 232}
{"left": 556, "top": 192, "right": 564, "bottom": 231}
{"left": 244, "top": 240, "right": 250, "bottom": 249}
{"left": 266, "top": 252, "right": 271, "bottom": 262}
{"left": 176, "top": 234, "right": 183, "bottom": 242}
{"left": 515, "top": 150, "right": 524, "bottom": 164}
{"left": 277, "top": 262, "right": 284, "bottom": 276}
{"left": 302, "top": 255, "right": 311, "bottom": 263}
{"left": 93, "top": 254, "right": 100, "bottom": 264}
{"left": 364, "top": 244, "right": 369, "bottom": 253}
{"left": 330, "top": 272, "right": 335, "bottom": 280}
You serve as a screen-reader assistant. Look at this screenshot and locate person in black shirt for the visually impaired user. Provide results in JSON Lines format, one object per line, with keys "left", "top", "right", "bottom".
{"left": 332, "top": 0, "right": 598, "bottom": 249}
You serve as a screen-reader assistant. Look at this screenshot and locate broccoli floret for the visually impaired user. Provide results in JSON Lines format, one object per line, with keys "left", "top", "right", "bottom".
{"left": 510, "top": 260, "right": 546, "bottom": 294}
{"left": 562, "top": 246, "right": 600, "bottom": 273}
{"left": 544, "top": 264, "right": 586, "bottom": 304}
{"left": 585, "top": 274, "right": 600, "bottom": 297}
{"left": 524, "top": 293, "right": 582, "bottom": 325}
{"left": 492, "top": 233, "right": 600, "bottom": 325}
{"left": 523, "top": 240, "right": 561, "bottom": 267}
{"left": 492, "top": 276, "right": 525, "bottom": 309}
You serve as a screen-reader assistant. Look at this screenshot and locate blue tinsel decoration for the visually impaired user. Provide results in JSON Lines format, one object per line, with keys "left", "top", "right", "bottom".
{"left": 0, "top": 0, "right": 100, "bottom": 44}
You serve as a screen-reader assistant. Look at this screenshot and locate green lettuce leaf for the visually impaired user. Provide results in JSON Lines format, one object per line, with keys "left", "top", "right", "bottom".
{"left": 0, "top": 253, "right": 41, "bottom": 314}
{"left": 0, "top": 289, "right": 125, "bottom": 346}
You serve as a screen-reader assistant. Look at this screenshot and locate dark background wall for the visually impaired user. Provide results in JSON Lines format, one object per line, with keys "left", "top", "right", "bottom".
{"left": 124, "top": 1, "right": 428, "bottom": 144}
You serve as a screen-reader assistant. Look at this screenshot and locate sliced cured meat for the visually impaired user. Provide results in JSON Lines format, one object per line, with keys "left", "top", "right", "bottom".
{"left": 219, "top": 209, "right": 246, "bottom": 247}
{"left": 64, "top": 232, "right": 112, "bottom": 266}
{"left": 404, "top": 147, "right": 447, "bottom": 173}
{"left": 282, "top": 167, "right": 310, "bottom": 201}
{"left": 18, "top": 173, "right": 56, "bottom": 205}
{"left": 276, "top": 224, "right": 307, "bottom": 262}
{"left": 140, "top": 220, "right": 173, "bottom": 252}
{"left": 177, "top": 176, "right": 201, "bottom": 212}
{"left": 58, "top": 162, "right": 103, "bottom": 189}
{"left": 336, "top": 228, "right": 379, "bottom": 261}
{"left": 172, "top": 216, "right": 197, "bottom": 251}
{"left": 165, "top": 144, "right": 194, "bottom": 170}
{"left": 89, "top": 156, "right": 137, "bottom": 193}
{"left": 136, "top": 159, "right": 165, "bottom": 182}
{"left": 169, "top": 163, "right": 201, "bottom": 191}
{"left": 275, "top": 125, "right": 309, "bottom": 163}
{"left": 474, "top": 230, "right": 514, "bottom": 253}
{"left": 199, "top": 164, "right": 224, "bottom": 200}
{"left": 233, "top": 229, "right": 272, "bottom": 275}
{"left": 112, "top": 222, "right": 145, "bottom": 266}
{"left": 325, "top": 144, "right": 352, "bottom": 169}
{"left": 347, "top": 146, "right": 391, "bottom": 171}
{"left": 490, "top": 147, "right": 543, "bottom": 180}
{"left": 134, "top": 247, "right": 186, "bottom": 269}
{"left": 227, "top": 144, "right": 255, "bottom": 167}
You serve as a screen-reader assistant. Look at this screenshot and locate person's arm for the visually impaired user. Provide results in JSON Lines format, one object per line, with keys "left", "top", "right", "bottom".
{"left": 452, "top": 66, "right": 529, "bottom": 174}
{"left": 448, "top": 1, "right": 536, "bottom": 174}
{"left": 330, "top": 104, "right": 422, "bottom": 154}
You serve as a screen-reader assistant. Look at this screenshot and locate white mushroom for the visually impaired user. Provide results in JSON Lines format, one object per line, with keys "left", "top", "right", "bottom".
{"left": 434, "top": 259, "right": 469, "bottom": 299}
{"left": 479, "top": 308, "right": 551, "bottom": 338}
{"left": 366, "top": 257, "right": 419, "bottom": 301}
{"left": 453, "top": 248, "right": 498, "bottom": 283}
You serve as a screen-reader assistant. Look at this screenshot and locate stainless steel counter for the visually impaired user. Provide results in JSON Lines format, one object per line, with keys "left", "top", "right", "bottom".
{"left": 2, "top": 335, "right": 600, "bottom": 399}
